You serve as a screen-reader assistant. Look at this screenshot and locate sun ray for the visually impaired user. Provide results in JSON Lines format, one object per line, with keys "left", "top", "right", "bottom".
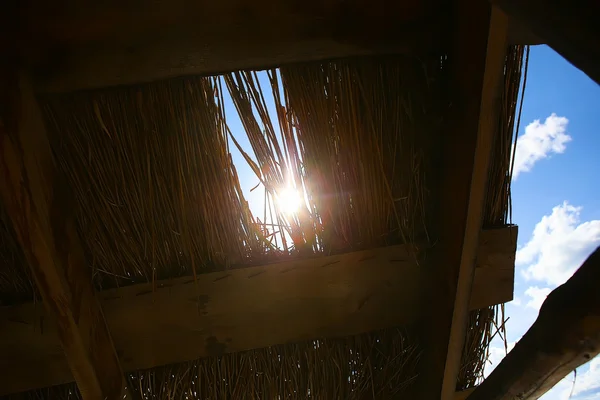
{"left": 277, "top": 187, "right": 302, "bottom": 215}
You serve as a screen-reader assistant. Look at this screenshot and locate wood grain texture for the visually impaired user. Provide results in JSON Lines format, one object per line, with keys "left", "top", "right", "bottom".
{"left": 493, "top": 0, "right": 600, "bottom": 86}
{"left": 467, "top": 247, "right": 600, "bottom": 400}
{"left": 0, "top": 227, "right": 516, "bottom": 395}
{"left": 0, "top": 72, "right": 127, "bottom": 399}
{"left": 416, "top": 4, "right": 510, "bottom": 400}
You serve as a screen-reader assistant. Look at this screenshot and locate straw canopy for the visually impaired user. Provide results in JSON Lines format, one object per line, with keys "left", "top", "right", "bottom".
{"left": 0, "top": 45, "right": 526, "bottom": 399}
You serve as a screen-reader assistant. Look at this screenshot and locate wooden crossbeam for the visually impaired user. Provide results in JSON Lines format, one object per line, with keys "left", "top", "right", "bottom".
{"left": 9, "top": 0, "right": 541, "bottom": 92}
{"left": 19, "top": 0, "right": 437, "bottom": 92}
{"left": 0, "top": 227, "right": 516, "bottom": 395}
{"left": 0, "top": 72, "right": 128, "bottom": 399}
{"left": 467, "top": 247, "right": 600, "bottom": 400}
{"left": 416, "top": 4, "right": 510, "bottom": 400}
{"left": 493, "top": 0, "right": 600, "bottom": 86}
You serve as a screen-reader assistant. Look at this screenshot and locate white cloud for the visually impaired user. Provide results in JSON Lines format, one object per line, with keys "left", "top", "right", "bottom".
{"left": 546, "top": 357, "right": 600, "bottom": 400}
{"left": 511, "top": 296, "right": 522, "bottom": 306}
{"left": 524, "top": 286, "right": 552, "bottom": 310}
{"left": 571, "top": 356, "right": 600, "bottom": 399}
{"left": 512, "top": 113, "right": 571, "bottom": 179}
{"left": 518, "top": 202, "right": 600, "bottom": 286}
{"left": 513, "top": 203, "right": 600, "bottom": 398}
{"left": 542, "top": 378, "right": 576, "bottom": 400}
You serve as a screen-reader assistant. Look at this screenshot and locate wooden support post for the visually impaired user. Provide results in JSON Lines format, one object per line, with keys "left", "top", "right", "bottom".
{"left": 493, "top": 0, "right": 600, "bottom": 86}
{"left": 467, "top": 247, "right": 600, "bottom": 400}
{"left": 0, "top": 72, "right": 128, "bottom": 399}
{"left": 417, "top": 4, "right": 510, "bottom": 400}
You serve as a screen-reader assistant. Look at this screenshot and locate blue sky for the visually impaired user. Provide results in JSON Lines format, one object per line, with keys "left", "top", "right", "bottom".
{"left": 485, "top": 45, "right": 600, "bottom": 399}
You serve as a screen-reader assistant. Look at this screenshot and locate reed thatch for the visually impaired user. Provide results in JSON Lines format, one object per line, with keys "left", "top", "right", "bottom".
{"left": 0, "top": 45, "right": 527, "bottom": 399}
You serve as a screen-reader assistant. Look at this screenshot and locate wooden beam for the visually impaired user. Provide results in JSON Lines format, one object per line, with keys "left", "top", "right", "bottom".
{"left": 32, "top": 31, "right": 437, "bottom": 94}
{"left": 493, "top": 0, "right": 600, "bottom": 86}
{"left": 467, "top": 247, "right": 600, "bottom": 400}
{"left": 0, "top": 227, "right": 516, "bottom": 395}
{"left": 11, "top": 0, "right": 539, "bottom": 92}
{"left": 16, "top": 0, "right": 438, "bottom": 92}
{"left": 507, "top": 18, "right": 543, "bottom": 45}
{"left": 0, "top": 72, "right": 128, "bottom": 399}
{"left": 417, "top": 4, "right": 510, "bottom": 400}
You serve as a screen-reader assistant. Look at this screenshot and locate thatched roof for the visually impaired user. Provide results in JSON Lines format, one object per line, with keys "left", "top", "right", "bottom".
{"left": 0, "top": 44, "right": 526, "bottom": 399}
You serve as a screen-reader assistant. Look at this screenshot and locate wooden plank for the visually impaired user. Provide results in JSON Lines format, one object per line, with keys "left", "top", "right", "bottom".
{"left": 0, "top": 72, "right": 128, "bottom": 399}
{"left": 416, "top": 4, "right": 510, "bottom": 400}
{"left": 11, "top": 0, "right": 539, "bottom": 93}
{"left": 439, "top": 7, "right": 510, "bottom": 398}
{"left": 32, "top": 31, "right": 438, "bottom": 94}
{"left": 0, "top": 227, "right": 516, "bottom": 395}
{"left": 493, "top": 0, "right": 600, "bottom": 86}
{"left": 16, "top": 0, "right": 438, "bottom": 92}
{"left": 467, "top": 247, "right": 600, "bottom": 400}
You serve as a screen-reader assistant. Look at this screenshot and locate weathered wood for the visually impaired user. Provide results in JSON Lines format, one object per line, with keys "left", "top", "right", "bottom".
{"left": 0, "top": 72, "right": 127, "bottom": 399}
{"left": 467, "top": 247, "right": 600, "bottom": 400}
{"left": 417, "top": 4, "right": 510, "bottom": 400}
{"left": 18, "top": 0, "right": 435, "bottom": 92}
{"left": 9, "top": 0, "right": 540, "bottom": 92}
{"left": 493, "top": 0, "right": 600, "bottom": 86}
{"left": 0, "top": 227, "right": 516, "bottom": 395}
{"left": 30, "top": 32, "right": 434, "bottom": 94}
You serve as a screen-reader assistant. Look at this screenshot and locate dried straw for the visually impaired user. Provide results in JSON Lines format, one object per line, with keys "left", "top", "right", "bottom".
{"left": 1, "top": 328, "right": 419, "bottom": 400}
{"left": 219, "top": 56, "right": 436, "bottom": 258}
{"left": 0, "top": 46, "right": 525, "bottom": 398}
{"left": 42, "top": 77, "right": 267, "bottom": 290}
{"left": 279, "top": 57, "right": 434, "bottom": 252}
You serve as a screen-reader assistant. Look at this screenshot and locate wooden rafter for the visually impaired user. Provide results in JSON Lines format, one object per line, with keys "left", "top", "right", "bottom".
{"left": 468, "top": 247, "right": 600, "bottom": 399}
{"left": 0, "top": 72, "right": 128, "bottom": 400}
{"left": 0, "top": 227, "right": 516, "bottom": 395}
{"left": 417, "top": 3, "right": 510, "bottom": 400}
{"left": 493, "top": 0, "right": 600, "bottom": 86}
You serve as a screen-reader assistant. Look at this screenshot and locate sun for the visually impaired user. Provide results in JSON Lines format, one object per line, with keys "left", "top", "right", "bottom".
{"left": 277, "top": 187, "right": 302, "bottom": 215}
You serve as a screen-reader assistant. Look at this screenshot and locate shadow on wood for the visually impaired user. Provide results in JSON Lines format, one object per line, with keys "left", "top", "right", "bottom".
{"left": 493, "top": 0, "right": 600, "bottom": 86}
{"left": 416, "top": 3, "right": 510, "bottom": 399}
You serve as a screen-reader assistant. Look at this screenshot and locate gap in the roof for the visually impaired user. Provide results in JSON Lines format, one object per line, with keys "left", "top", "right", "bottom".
{"left": 218, "top": 69, "right": 309, "bottom": 254}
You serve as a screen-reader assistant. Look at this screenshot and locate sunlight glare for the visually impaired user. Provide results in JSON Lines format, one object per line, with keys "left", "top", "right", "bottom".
{"left": 277, "top": 187, "right": 302, "bottom": 215}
